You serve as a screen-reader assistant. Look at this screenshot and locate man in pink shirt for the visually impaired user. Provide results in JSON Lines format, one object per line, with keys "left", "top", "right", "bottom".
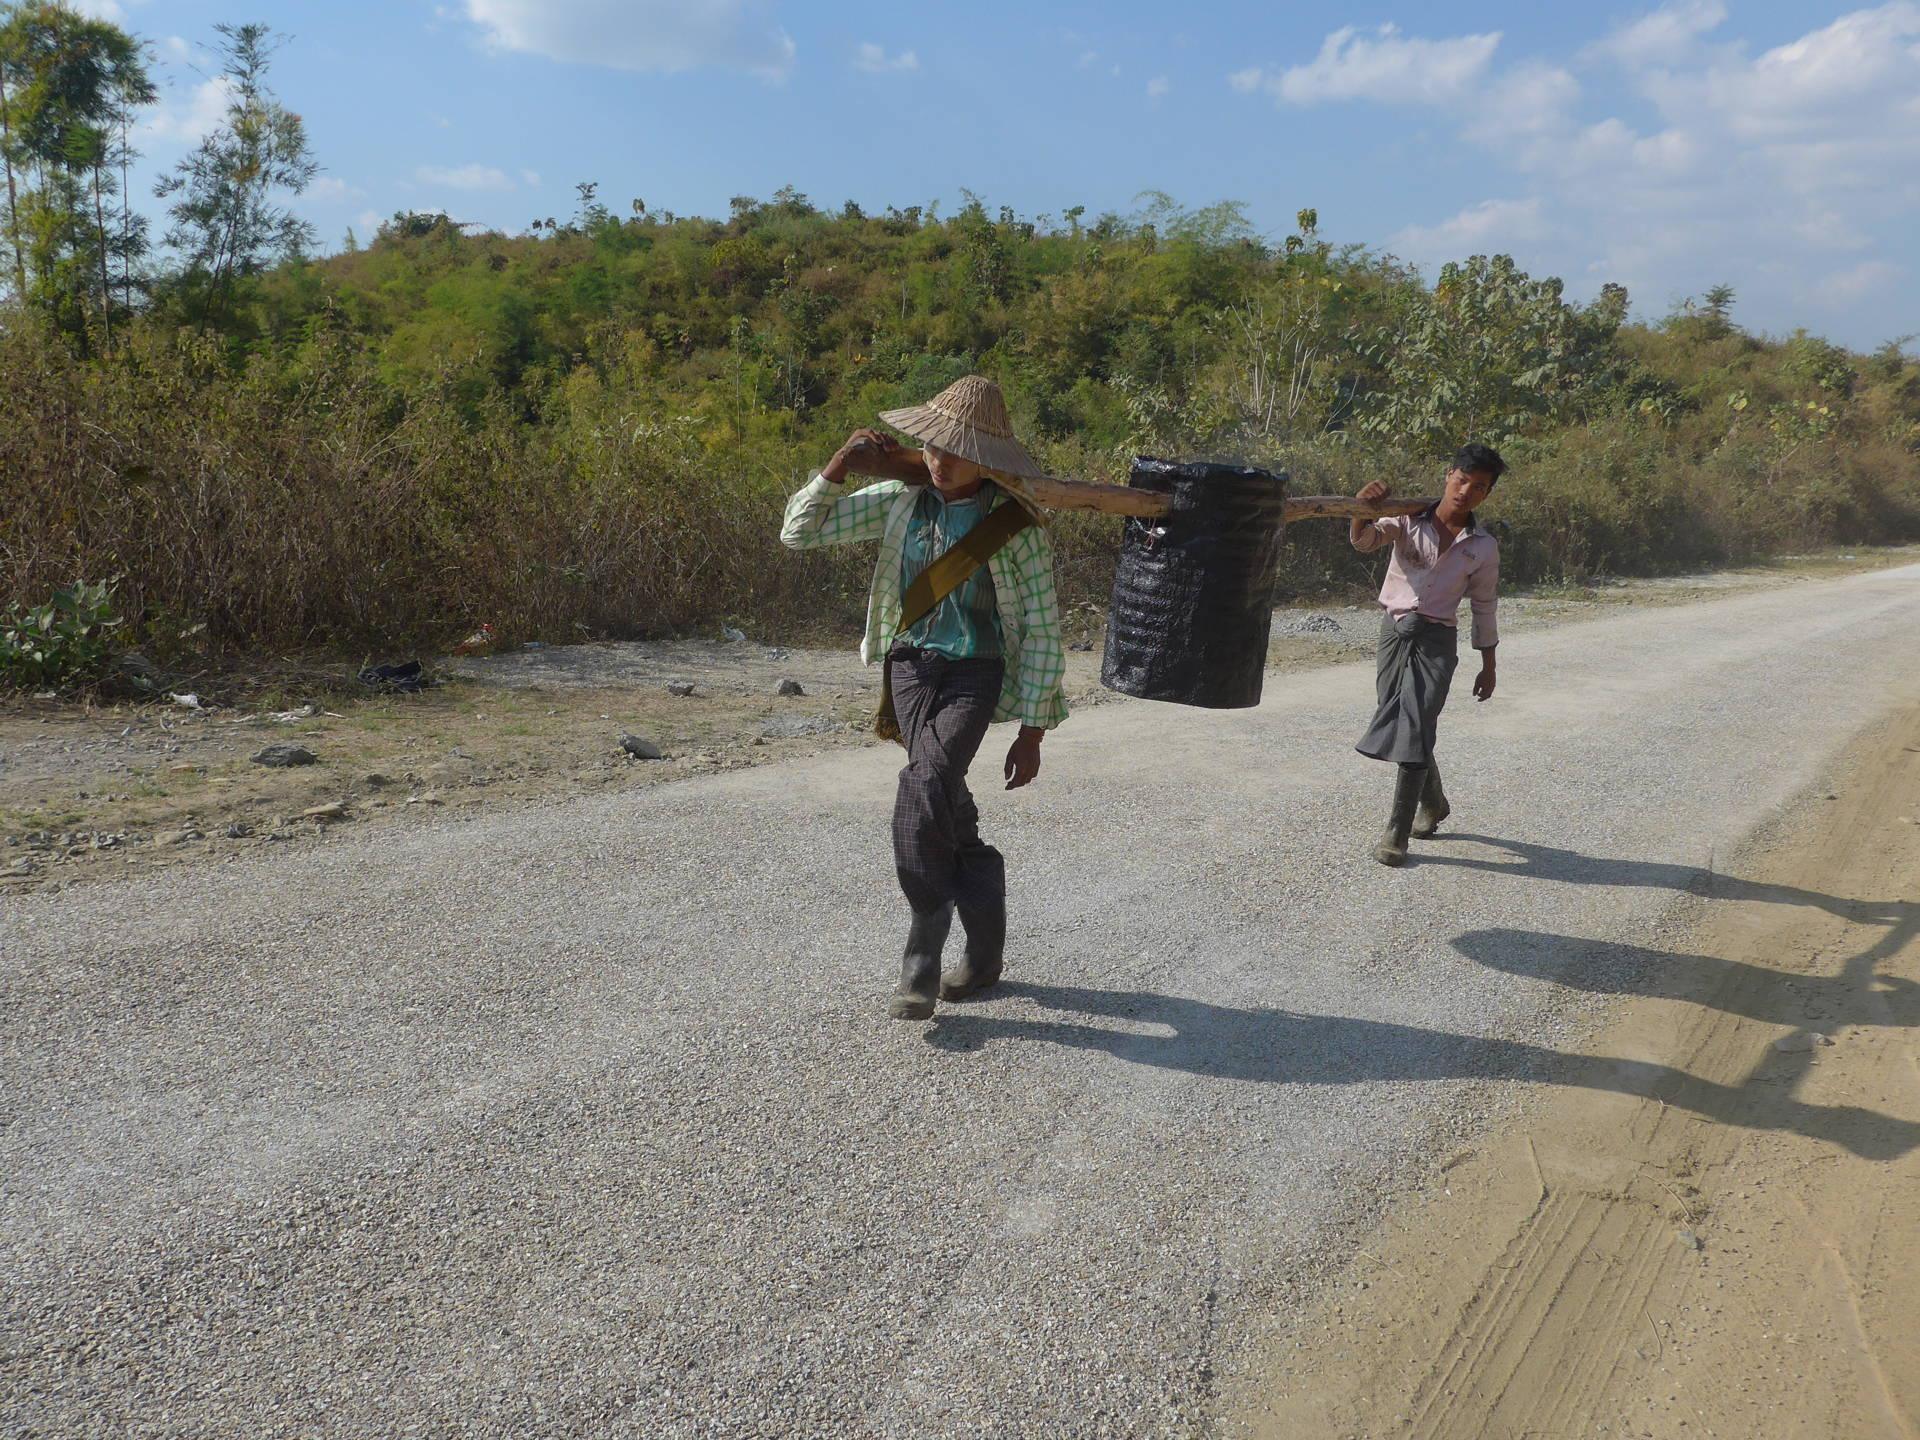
{"left": 1350, "top": 443, "right": 1506, "bottom": 866}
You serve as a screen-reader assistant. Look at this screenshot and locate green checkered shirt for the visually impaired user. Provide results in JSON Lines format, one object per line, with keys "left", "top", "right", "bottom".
{"left": 781, "top": 475, "right": 1069, "bottom": 730}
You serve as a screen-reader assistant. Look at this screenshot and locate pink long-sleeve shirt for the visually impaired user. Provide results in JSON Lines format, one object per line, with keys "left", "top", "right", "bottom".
{"left": 1352, "top": 508, "right": 1500, "bottom": 649}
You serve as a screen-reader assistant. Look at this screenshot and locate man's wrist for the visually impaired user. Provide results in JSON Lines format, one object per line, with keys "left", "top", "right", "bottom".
{"left": 1018, "top": 724, "right": 1045, "bottom": 742}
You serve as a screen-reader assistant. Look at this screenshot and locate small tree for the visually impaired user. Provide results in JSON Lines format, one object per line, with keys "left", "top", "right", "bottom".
{"left": 1358, "top": 254, "right": 1623, "bottom": 450}
{"left": 156, "top": 22, "right": 315, "bottom": 333}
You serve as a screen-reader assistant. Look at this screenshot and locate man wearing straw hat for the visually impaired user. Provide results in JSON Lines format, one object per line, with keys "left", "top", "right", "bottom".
{"left": 781, "top": 376, "right": 1068, "bottom": 1020}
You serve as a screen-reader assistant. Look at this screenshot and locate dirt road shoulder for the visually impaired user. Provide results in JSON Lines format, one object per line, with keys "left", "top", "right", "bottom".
{"left": 5, "top": 546, "right": 1915, "bottom": 894}
{"left": 1223, "top": 707, "right": 1920, "bottom": 1439}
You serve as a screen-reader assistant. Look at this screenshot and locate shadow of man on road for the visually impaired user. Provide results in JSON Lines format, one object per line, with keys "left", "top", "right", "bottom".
{"left": 1450, "top": 923, "right": 1920, "bottom": 1031}
{"left": 1414, "top": 834, "right": 1904, "bottom": 922}
{"left": 927, "top": 981, "right": 1920, "bottom": 1161}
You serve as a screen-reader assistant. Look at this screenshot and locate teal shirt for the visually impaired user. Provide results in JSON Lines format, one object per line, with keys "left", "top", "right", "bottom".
{"left": 898, "top": 486, "right": 1004, "bottom": 660}
{"left": 781, "top": 473, "right": 1069, "bottom": 728}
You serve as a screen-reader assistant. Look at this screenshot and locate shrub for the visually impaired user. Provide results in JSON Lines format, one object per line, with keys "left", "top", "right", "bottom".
{"left": 0, "top": 580, "right": 124, "bottom": 690}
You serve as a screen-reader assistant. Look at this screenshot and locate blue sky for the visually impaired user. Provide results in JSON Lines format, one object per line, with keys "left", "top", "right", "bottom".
{"left": 90, "top": 0, "right": 1920, "bottom": 349}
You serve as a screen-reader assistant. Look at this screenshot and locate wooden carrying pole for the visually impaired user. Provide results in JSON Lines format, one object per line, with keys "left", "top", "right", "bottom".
{"left": 1023, "top": 474, "right": 1439, "bottom": 524}
{"left": 847, "top": 457, "right": 1434, "bottom": 525}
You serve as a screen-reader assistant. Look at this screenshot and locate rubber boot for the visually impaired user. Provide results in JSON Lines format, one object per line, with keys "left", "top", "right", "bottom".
{"left": 941, "top": 893, "right": 1006, "bottom": 1001}
{"left": 1373, "top": 764, "right": 1425, "bottom": 867}
{"left": 889, "top": 905, "right": 951, "bottom": 1020}
{"left": 1411, "top": 759, "right": 1450, "bottom": 839}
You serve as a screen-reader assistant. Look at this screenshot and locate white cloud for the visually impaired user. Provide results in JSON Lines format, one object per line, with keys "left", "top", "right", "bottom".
{"left": 1690, "top": 3, "right": 1920, "bottom": 141}
{"left": 1077, "top": 50, "right": 1099, "bottom": 70}
{"left": 1814, "top": 259, "right": 1902, "bottom": 304}
{"left": 309, "top": 177, "right": 367, "bottom": 202}
{"left": 1429, "top": 5, "right": 1917, "bottom": 339}
{"left": 520, "top": 169, "right": 542, "bottom": 188}
{"left": 355, "top": 209, "right": 382, "bottom": 235}
{"left": 1267, "top": 23, "right": 1501, "bottom": 105}
{"left": 416, "top": 163, "right": 516, "bottom": 191}
{"left": 1477, "top": 62, "right": 1579, "bottom": 138}
{"left": 1589, "top": 0, "right": 1727, "bottom": 68}
{"left": 853, "top": 42, "right": 918, "bottom": 74}
{"left": 1392, "top": 199, "right": 1549, "bottom": 261}
{"left": 140, "top": 76, "right": 231, "bottom": 145}
{"left": 461, "top": 0, "right": 795, "bottom": 78}
{"left": 1222, "top": 5, "right": 1916, "bottom": 341}
{"left": 164, "top": 35, "right": 191, "bottom": 58}
{"left": 65, "top": 0, "right": 128, "bottom": 20}
{"left": 1146, "top": 75, "right": 1169, "bottom": 99}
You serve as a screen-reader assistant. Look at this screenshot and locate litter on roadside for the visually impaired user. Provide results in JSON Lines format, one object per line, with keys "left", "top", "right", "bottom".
{"left": 452, "top": 623, "right": 497, "bottom": 656}
{"left": 359, "top": 660, "right": 431, "bottom": 693}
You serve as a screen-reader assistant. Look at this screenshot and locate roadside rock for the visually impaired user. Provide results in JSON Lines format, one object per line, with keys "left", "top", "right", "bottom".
{"left": 775, "top": 679, "right": 805, "bottom": 697}
{"left": 667, "top": 682, "right": 696, "bottom": 697}
{"left": 760, "top": 715, "right": 840, "bottom": 740}
{"left": 620, "top": 734, "right": 664, "bottom": 760}
{"left": 252, "top": 743, "right": 318, "bottom": 769}
{"left": 302, "top": 802, "right": 349, "bottom": 823}
{"left": 425, "top": 758, "right": 479, "bottom": 787}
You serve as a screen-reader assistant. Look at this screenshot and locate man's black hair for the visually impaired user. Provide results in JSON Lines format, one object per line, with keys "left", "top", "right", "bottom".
{"left": 1451, "top": 442, "right": 1507, "bottom": 487}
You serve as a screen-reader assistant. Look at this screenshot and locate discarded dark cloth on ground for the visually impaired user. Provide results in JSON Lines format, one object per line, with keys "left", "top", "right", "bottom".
{"left": 359, "top": 660, "right": 430, "bottom": 693}
{"left": 1355, "top": 613, "right": 1458, "bottom": 765}
{"left": 888, "top": 647, "right": 1007, "bottom": 917}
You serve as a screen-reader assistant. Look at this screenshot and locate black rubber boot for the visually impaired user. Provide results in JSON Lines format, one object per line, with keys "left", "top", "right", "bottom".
{"left": 1373, "top": 764, "right": 1426, "bottom": 867}
{"left": 942, "top": 894, "right": 1006, "bottom": 1001}
{"left": 889, "top": 905, "right": 951, "bottom": 1020}
{"left": 1411, "top": 759, "right": 1450, "bottom": 839}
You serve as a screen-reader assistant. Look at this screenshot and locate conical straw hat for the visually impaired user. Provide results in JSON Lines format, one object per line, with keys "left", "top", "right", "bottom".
{"left": 879, "top": 375, "right": 1048, "bottom": 519}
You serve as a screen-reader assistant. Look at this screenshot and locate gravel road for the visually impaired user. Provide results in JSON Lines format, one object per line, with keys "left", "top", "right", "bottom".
{"left": 6, "top": 564, "right": 1919, "bottom": 1438}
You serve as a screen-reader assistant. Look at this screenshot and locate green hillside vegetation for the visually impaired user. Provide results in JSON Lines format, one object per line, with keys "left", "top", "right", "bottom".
{"left": 3, "top": 11, "right": 1917, "bottom": 668}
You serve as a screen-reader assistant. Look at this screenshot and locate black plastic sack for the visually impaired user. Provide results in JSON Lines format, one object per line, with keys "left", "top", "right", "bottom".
{"left": 1100, "top": 457, "right": 1289, "bottom": 709}
{"left": 359, "top": 659, "right": 430, "bottom": 693}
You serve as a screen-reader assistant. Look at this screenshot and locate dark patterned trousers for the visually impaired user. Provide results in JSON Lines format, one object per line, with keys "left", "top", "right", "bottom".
{"left": 887, "top": 647, "right": 1007, "bottom": 917}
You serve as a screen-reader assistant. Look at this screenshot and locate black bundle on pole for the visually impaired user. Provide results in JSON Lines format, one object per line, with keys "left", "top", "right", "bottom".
{"left": 1100, "top": 457, "right": 1289, "bottom": 709}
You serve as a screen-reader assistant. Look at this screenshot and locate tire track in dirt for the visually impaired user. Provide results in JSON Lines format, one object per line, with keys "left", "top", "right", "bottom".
{"left": 1230, "top": 707, "right": 1920, "bottom": 1440}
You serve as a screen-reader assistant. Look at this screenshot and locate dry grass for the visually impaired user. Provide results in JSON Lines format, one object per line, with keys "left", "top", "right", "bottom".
{"left": 5, "top": 316, "right": 1918, "bottom": 664}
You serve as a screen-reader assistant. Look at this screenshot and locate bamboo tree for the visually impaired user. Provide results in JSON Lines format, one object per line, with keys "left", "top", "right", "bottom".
{"left": 114, "top": 88, "right": 133, "bottom": 312}
{"left": 0, "top": 3, "right": 149, "bottom": 337}
{"left": 156, "top": 23, "right": 315, "bottom": 335}
{"left": 0, "top": 8, "right": 27, "bottom": 296}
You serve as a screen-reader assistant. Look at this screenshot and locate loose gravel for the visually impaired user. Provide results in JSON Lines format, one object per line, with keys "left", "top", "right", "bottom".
{"left": 4, "top": 564, "right": 1919, "bottom": 1438}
